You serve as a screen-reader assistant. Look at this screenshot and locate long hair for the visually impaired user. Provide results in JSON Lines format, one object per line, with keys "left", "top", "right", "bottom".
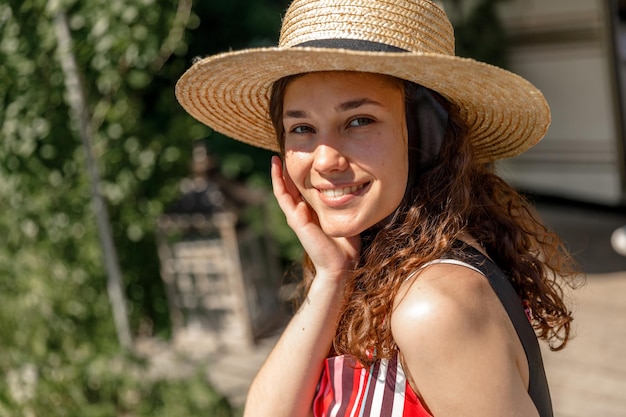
{"left": 269, "top": 73, "right": 581, "bottom": 366}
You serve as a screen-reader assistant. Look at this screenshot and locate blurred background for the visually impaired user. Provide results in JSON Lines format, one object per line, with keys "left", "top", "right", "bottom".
{"left": 0, "top": 0, "right": 624, "bottom": 416}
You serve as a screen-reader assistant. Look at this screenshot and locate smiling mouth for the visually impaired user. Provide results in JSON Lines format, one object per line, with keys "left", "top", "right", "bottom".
{"left": 319, "top": 183, "right": 367, "bottom": 198}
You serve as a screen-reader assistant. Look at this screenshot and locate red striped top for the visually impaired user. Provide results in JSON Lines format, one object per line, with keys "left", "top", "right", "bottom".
{"left": 313, "top": 353, "right": 432, "bottom": 417}
{"left": 311, "top": 253, "right": 547, "bottom": 416}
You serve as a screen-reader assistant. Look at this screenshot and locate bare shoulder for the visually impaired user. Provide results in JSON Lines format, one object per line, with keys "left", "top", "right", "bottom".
{"left": 391, "top": 262, "right": 500, "bottom": 348}
{"left": 390, "top": 262, "right": 537, "bottom": 416}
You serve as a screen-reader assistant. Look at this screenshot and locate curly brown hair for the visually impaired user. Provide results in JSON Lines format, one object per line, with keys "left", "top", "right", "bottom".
{"left": 270, "top": 73, "right": 582, "bottom": 367}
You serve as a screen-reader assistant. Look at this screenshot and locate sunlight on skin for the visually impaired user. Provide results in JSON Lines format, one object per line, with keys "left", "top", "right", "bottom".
{"left": 282, "top": 71, "right": 409, "bottom": 238}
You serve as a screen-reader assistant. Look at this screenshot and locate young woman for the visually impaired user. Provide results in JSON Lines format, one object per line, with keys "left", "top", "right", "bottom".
{"left": 175, "top": 1, "right": 581, "bottom": 416}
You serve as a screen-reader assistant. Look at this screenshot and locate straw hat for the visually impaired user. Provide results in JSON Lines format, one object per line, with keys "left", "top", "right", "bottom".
{"left": 176, "top": 0, "right": 550, "bottom": 162}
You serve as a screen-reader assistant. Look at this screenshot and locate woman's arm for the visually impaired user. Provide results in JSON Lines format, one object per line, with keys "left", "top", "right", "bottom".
{"left": 391, "top": 263, "right": 540, "bottom": 417}
{"left": 243, "top": 157, "right": 360, "bottom": 417}
{"left": 243, "top": 272, "right": 345, "bottom": 417}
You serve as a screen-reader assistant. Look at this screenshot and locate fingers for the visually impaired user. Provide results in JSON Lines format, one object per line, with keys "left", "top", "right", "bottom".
{"left": 271, "top": 156, "right": 292, "bottom": 205}
{"left": 270, "top": 155, "right": 285, "bottom": 195}
{"left": 272, "top": 155, "right": 303, "bottom": 204}
{"left": 271, "top": 155, "right": 304, "bottom": 218}
{"left": 281, "top": 158, "right": 302, "bottom": 200}
{"left": 270, "top": 157, "right": 361, "bottom": 277}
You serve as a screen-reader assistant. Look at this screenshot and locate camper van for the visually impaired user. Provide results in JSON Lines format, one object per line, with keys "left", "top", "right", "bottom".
{"left": 496, "top": 0, "right": 626, "bottom": 207}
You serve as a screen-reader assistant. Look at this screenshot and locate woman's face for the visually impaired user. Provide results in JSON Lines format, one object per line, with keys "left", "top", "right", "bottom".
{"left": 282, "top": 71, "right": 409, "bottom": 238}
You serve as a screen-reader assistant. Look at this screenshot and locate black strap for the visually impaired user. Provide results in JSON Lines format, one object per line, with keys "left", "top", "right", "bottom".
{"left": 295, "top": 38, "right": 408, "bottom": 52}
{"left": 456, "top": 244, "right": 553, "bottom": 417}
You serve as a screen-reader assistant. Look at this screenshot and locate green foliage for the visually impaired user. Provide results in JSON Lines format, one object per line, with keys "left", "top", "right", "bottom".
{"left": 0, "top": 0, "right": 510, "bottom": 412}
{"left": 1, "top": 353, "right": 234, "bottom": 417}
{"left": 442, "top": 0, "right": 511, "bottom": 68}
{"left": 0, "top": 0, "right": 289, "bottom": 414}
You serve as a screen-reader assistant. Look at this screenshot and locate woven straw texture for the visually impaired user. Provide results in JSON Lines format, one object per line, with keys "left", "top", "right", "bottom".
{"left": 176, "top": 0, "right": 550, "bottom": 162}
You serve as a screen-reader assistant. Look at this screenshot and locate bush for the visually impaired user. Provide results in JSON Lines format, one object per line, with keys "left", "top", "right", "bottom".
{"left": 1, "top": 352, "right": 235, "bottom": 417}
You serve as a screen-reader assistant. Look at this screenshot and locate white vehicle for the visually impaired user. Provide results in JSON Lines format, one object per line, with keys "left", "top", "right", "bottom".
{"left": 496, "top": 0, "right": 626, "bottom": 207}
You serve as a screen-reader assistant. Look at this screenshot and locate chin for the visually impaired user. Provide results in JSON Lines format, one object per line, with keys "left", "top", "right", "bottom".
{"left": 322, "top": 227, "right": 358, "bottom": 238}
{"left": 319, "top": 219, "right": 374, "bottom": 239}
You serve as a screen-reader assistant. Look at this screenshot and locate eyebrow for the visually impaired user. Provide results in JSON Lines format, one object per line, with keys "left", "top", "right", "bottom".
{"left": 336, "top": 98, "right": 382, "bottom": 112}
{"left": 283, "top": 110, "right": 308, "bottom": 119}
{"left": 283, "top": 98, "right": 383, "bottom": 119}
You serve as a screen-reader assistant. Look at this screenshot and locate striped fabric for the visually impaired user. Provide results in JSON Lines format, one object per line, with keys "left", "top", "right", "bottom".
{"left": 313, "top": 354, "right": 432, "bottom": 417}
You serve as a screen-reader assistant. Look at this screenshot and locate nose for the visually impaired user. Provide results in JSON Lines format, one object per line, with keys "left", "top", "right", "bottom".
{"left": 312, "top": 142, "right": 349, "bottom": 173}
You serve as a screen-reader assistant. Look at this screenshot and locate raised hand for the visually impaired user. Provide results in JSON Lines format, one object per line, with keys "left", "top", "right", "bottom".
{"left": 271, "top": 155, "right": 361, "bottom": 280}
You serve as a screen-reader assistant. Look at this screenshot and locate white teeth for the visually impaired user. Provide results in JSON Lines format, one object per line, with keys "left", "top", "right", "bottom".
{"left": 320, "top": 184, "right": 364, "bottom": 198}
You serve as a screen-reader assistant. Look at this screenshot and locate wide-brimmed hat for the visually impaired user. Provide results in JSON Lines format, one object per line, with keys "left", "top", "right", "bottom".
{"left": 176, "top": 0, "right": 550, "bottom": 162}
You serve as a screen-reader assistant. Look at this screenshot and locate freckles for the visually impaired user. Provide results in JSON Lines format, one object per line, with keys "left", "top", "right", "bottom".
{"left": 285, "top": 148, "right": 308, "bottom": 160}
{"left": 284, "top": 151, "right": 311, "bottom": 187}
{"left": 284, "top": 150, "right": 303, "bottom": 167}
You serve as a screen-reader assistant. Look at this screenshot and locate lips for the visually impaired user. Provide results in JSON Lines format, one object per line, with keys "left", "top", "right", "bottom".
{"left": 319, "top": 183, "right": 366, "bottom": 198}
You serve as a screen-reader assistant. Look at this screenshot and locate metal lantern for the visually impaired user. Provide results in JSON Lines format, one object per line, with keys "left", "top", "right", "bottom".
{"left": 156, "top": 142, "right": 284, "bottom": 352}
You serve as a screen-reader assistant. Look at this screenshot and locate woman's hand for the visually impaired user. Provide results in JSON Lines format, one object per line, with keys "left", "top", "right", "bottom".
{"left": 243, "top": 156, "right": 361, "bottom": 417}
{"left": 271, "top": 155, "right": 361, "bottom": 279}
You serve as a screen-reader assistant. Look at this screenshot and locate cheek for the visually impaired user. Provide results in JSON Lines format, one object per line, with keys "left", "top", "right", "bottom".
{"left": 384, "top": 136, "right": 409, "bottom": 200}
{"left": 383, "top": 128, "right": 409, "bottom": 175}
{"left": 384, "top": 160, "right": 408, "bottom": 199}
{"left": 284, "top": 151, "right": 308, "bottom": 189}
